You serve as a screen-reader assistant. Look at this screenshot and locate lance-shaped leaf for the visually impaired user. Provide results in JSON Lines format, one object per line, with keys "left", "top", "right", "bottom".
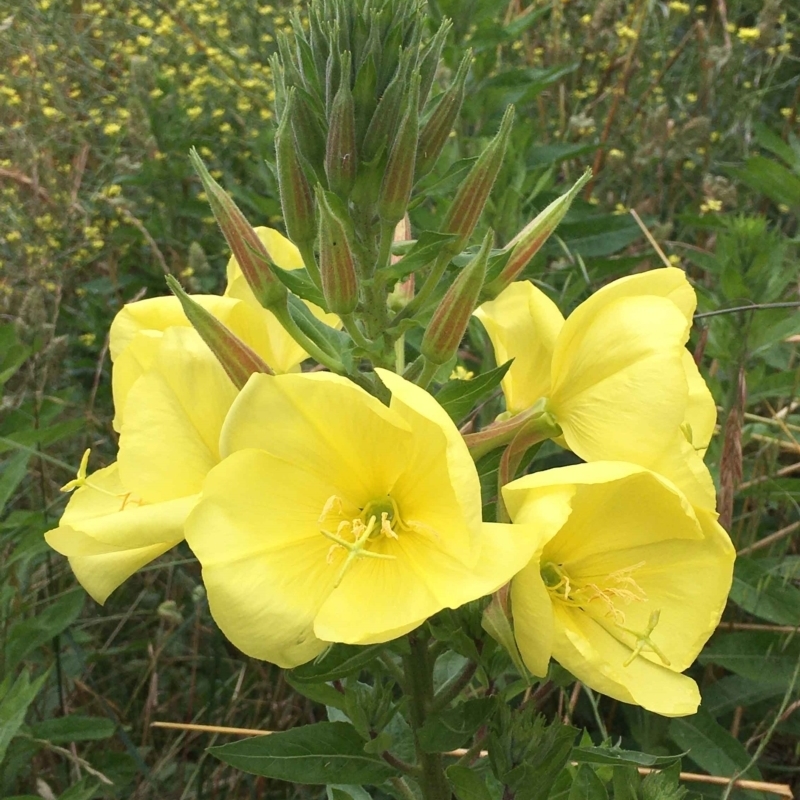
{"left": 441, "top": 106, "right": 514, "bottom": 250}
{"left": 190, "top": 149, "right": 287, "bottom": 311}
{"left": 485, "top": 169, "right": 592, "bottom": 297}
{"left": 378, "top": 72, "right": 420, "bottom": 227}
{"left": 416, "top": 50, "right": 471, "bottom": 181}
{"left": 422, "top": 230, "right": 493, "bottom": 365}
{"left": 277, "top": 90, "right": 318, "bottom": 249}
{"left": 166, "top": 275, "right": 273, "bottom": 389}
{"left": 317, "top": 186, "right": 359, "bottom": 315}
{"left": 325, "top": 50, "right": 357, "bottom": 197}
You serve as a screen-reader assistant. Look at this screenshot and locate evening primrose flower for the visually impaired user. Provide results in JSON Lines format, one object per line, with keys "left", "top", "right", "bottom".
{"left": 45, "top": 327, "right": 237, "bottom": 603}
{"left": 474, "top": 268, "right": 716, "bottom": 509}
{"left": 504, "top": 462, "right": 734, "bottom": 716}
{"left": 109, "top": 227, "right": 333, "bottom": 431}
{"left": 185, "top": 370, "right": 538, "bottom": 668}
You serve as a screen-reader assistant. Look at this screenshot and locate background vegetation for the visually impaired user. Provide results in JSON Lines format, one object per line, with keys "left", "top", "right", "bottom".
{"left": 1, "top": 0, "right": 798, "bottom": 798}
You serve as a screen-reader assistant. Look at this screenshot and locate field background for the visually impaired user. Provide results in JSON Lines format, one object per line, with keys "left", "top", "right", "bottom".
{"left": 1, "top": 0, "right": 798, "bottom": 798}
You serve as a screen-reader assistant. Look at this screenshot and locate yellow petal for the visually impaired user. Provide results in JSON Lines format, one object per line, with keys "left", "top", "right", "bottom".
{"left": 184, "top": 448, "right": 349, "bottom": 667}
{"left": 118, "top": 327, "right": 237, "bottom": 503}
{"left": 553, "top": 604, "right": 701, "bottom": 717}
{"left": 376, "top": 369, "right": 483, "bottom": 557}
{"left": 568, "top": 267, "right": 697, "bottom": 326}
{"left": 550, "top": 295, "right": 689, "bottom": 467}
{"left": 511, "top": 560, "right": 555, "bottom": 678}
{"left": 220, "top": 372, "right": 413, "bottom": 503}
{"left": 111, "top": 331, "right": 162, "bottom": 432}
{"left": 646, "top": 432, "right": 718, "bottom": 511}
{"left": 474, "top": 281, "right": 564, "bottom": 414}
{"left": 45, "top": 464, "right": 192, "bottom": 604}
{"left": 683, "top": 349, "right": 716, "bottom": 453}
{"left": 315, "top": 521, "right": 540, "bottom": 645}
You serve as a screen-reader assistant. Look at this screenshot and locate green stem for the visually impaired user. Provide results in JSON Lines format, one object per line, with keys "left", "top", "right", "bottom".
{"left": 432, "top": 659, "right": 478, "bottom": 713}
{"left": 404, "top": 633, "right": 452, "bottom": 800}
{"left": 391, "top": 249, "right": 451, "bottom": 326}
{"left": 394, "top": 333, "right": 406, "bottom": 374}
{"left": 417, "top": 357, "right": 440, "bottom": 390}
{"left": 297, "top": 240, "right": 322, "bottom": 289}
{"left": 271, "top": 304, "right": 344, "bottom": 373}
{"left": 342, "top": 313, "right": 374, "bottom": 352}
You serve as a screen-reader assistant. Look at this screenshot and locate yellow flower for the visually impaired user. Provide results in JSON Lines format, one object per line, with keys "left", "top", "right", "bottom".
{"left": 46, "top": 328, "right": 236, "bottom": 603}
{"left": 474, "top": 268, "right": 716, "bottom": 509}
{"left": 109, "top": 227, "right": 330, "bottom": 431}
{"left": 184, "top": 370, "right": 537, "bottom": 668}
{"left": 504, "top": 461, "right": 735, "bottom": 716}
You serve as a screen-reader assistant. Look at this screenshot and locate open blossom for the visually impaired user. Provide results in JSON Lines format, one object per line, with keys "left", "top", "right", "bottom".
{"left": 45, "top": 327, "right": 237, "bottom": 602}
{"left": 185, "top": 370, "right": 538, "bottom": 668}
{"left": 110, "top": 227, "right": 331, "bottom": 432}
{"left": 474, "top": 268, "right": 717, "bottom": 509}
{"left": 504, "top": 461, "right": 734, "bottom": 717}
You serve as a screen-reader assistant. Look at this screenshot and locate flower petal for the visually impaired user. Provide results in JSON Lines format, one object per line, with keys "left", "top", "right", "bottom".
{"left": 550, "top": 295, "right": 689, "bottom": 467}
{"left": 511, "top": 560, "right": 554, "bottom": 678}
{"left": 220, "top": 372, "right": 413, "bottom": 503}
{"left": 683, "top": 349, "right": 716, "bottom": 453}
{"left": 184, "top": 448, "right": 340, "bottom": 667}
{"left": 474, "top": 281, "right": 565, "bottom": 414}
{"left": 118, "top": 327, "right": 237, "bottom": 503}
{"left": 553, "top": 604, "right": 701, "bottom": 717}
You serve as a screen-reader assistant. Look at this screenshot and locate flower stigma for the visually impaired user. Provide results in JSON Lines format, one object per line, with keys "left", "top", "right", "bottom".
{"left": 318, "top": 494, "right": 403, "bottom": 587}
{"left": 540, "top": 560, "right": 669, "bottom": 668}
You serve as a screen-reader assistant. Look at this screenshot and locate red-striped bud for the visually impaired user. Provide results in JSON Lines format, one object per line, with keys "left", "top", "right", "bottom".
{"left": 189, "top": 149, "right": 287, "bottom": 311}
{"left": 421, "top": 230, "right": 493, "bottom": 365}
{"left": 325, "top": 51, "right": 357, "bottom": 198}
{"left": 415, "top": 50, "right": 471, "bottom": 181}
{"left": 378, "top": 72, "right": 420, "bottom": 227}
{"left": 441, "top": 106, "right": 514, "bottom": 251}
{"left": 485, "top": 169, "right": 591, "bottom": 298}
{"left": 165, "top": 275, "right": 273, "bottom": 389}
{"left": 317, "top": 186, "right": 359, "bottom": 315}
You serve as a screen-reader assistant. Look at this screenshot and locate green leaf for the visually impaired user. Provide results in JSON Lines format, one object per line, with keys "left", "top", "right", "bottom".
{"left": 289, "top": 644, "right": 383, "bottom": 684}
{"left": 272, "top": 266, "right": 326, "bottom": 308}
{"left": 703, "top": 675, "right": 786, "bottom": 717}
{"left": 58, "top": 777, "right": 102, "bottom": 800}
{"left": 446, "top": 765, "right": 494, "bottom": 800}
{"left": 209, "top": 722, "right": 398, "bottom": 785}
{"left": 419, "top": 698, "right": 495, "bottom": 753}
{"left": 0, "top": 451, "right": 31, "bottom": 516}
{"left": 611, "top": 767, "right": 640, "bottom": 800}
{"left": 567, "top": 765, "right": 608, "bottom": 800}
{"left": 640, "top": 762, "right": 686, "bottom": 800}
{"left": 0, "top": 324, "right": 31, "bottom": 388}
{"left": 30, "top": 715, "right": 115, "bottom": 743}
{"left": 570, "top": 745, "right": 680, "bottom": 768}
{"left": 286, "top": 295, "right": 353, "bottom": 369}
{"left": 285, "top": 675, "right": 347, "bottom": 711}
{"left": 0, "top": 669, "right": 50, "bottom": 763}
{"left": 753, "top": 123, "right": 799, "bottom": 169}
{"left": 698, "top": 631, "right": 800, "bottom": 686}
{"left": 377, "top": 231, "right": 460, "bottom": 283}
{"left": 668, "top": 707, "right": 761, "bottom": 779}
{"left": 4, "top": 590, "right": 84, "bottom": 672}
{"left": 550, "top": 214, "right": 642, "bottom": 259}
{"left": 728, "top": 156, "right": 800, "bottom": 208}
{"left": 435, "top": 361, "right": 512, "bottom": 424}
{"left": 327, "top": 785, "right": 372, "bottom": 800}
{"left": 729, "top": 557, "right": 800, "bottom": 625}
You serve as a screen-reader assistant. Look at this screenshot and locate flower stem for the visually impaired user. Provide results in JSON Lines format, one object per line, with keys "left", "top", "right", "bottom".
{"left": 404, "top": 632, "right": 452, "bottom": 800}
{"left": 271, "top": 303, "right": 344, "bottom": 373}
{"left": 417, "top": 357, "right": 440, "bottom": 390}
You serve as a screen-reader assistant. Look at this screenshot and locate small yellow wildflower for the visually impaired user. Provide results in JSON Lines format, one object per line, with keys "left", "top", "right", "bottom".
{"left": 737, "top": 27, "right": 761, "bottom": 43}
{"left": 104, "top": 122, "right": 122, "bottom": 135}
{"left": 79, "top": 333, "right": 97, "bottom": 346}
{"left": 700, "top": 198, "right": 723, "bottom": 214}
{"left": 668, "top": 1, "right": 690, "bottom": 13}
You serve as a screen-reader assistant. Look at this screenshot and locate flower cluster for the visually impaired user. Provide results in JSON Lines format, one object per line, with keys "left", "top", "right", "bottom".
{"left": 47, "top": 225, "right": 734, "bottom": 716}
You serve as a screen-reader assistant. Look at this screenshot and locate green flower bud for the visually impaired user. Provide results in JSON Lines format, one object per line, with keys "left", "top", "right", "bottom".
{"left": 189, "top": 149, "right": 287, "bottom": 310}
{"left": 325, "top": 51, "right": 357, "bottom": 198}
{"left": 165, "top": 275, "right": 273, "bottom": 390}
{"left": 417, "top": 17, "right": 453, "bottom": 110}
{"left": 362, "top": 49, "right": 412, "bottom": 164}
{"left": 421, "top": 230, "right": 493, "bottom": 365}
{"left": 276, "top": 90, "right": 317, "bottom": 249}
{"left": 415, "top": 49, "right": 471, "bottom": 181}
{"left": 317, "top": 186, "right": 359, "bottom": 315}
{"left": 485, "top": 169, "right": 592, "bottom": 298}
{"left": 378, "top": 72, "right": 420, "bottom": 227}
{"left": 441, "top": 106, "right": 515, "bottom": 250}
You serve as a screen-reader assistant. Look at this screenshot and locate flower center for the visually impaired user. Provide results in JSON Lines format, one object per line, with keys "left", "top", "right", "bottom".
{"left": 318, "top": 494, "right": 403, "bottom": 587}
{"left": 541, "top": 560, "right": 670, "bottom": 668}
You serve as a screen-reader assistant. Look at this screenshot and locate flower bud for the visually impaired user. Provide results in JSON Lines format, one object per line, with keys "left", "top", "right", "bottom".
{"left": 325, "top": 51, "right": 357, "bottom": 198}
{"left": 421, "top": 230, "right": 493, "bottom": 365}
{"left": 417, "top": 17, "right": 453, "bottom": 110}
{"left": 362, "top": 49, "right": 412, "bottom": 164}
{"left": 378, "top": 72, "right": 420, "bottom": 227}
{"left": 189, "top": 149, "right": 287, "bottom": 310}
{"left": 441, "top": 106, "right": 514, "bottom": 250}
{"left": 317, "top": 186, "right": 359, "bottom": 315}
{"left": 165, "top": 275, "right": 273, "bottom": 389}
{"left": 276, "top": 90, "right": 317, "bottom": 249}
{"left": 485, "top": 169, "right": 592, "bottom": 298}
{"left": 415, "top": 49, "right": 471, "bottom": 181}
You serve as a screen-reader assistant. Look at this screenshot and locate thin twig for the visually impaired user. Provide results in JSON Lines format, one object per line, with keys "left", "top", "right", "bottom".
{"left": 695, "top": 301, "right": 800, "bottom": 319}
{"left": 737, "top": 520, "right": 800, "bottom": 556}
{"left": 628, "top": 209, "right": 672, "bottom": 269}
